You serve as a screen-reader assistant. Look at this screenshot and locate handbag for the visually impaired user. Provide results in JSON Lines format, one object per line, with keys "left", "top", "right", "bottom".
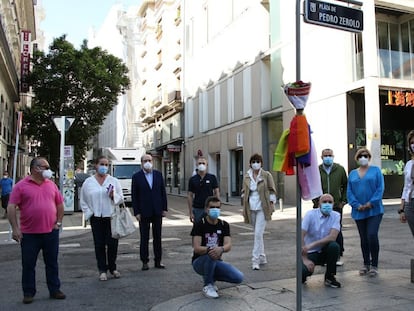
{"left": 111, "top": 203, "right": 137, "bottom": 239}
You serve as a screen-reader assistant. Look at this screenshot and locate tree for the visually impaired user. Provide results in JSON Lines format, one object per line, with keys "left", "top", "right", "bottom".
{"left": 23, "top": 36, "right": 130, "bottom": 171}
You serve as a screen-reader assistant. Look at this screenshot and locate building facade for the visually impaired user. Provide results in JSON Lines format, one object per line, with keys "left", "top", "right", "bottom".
{"left": 273, "top": 0, "right": 414, "bottom": 203}
{"left": 138, "top": 0, "right": 184, "bottom": 189}
{"left": 0, "top": 0, "right": 36, "bottom": 179}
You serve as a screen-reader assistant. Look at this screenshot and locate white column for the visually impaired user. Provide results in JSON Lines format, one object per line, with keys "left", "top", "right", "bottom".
{"left": 363, "top": 0, "right": 381, "bottom": 167}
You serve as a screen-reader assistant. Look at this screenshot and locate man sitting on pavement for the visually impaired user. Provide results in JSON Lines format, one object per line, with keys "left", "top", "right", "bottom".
{"left": 302, "top": 193, "right": 341, "bottom": 288}
{"left": 191, "top": 196, "right": 244, "bottom": 298}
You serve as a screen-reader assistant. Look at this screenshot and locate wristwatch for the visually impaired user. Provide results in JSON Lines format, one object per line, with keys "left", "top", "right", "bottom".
{"left": 398, "top": 209, "right": 405, "bottom": 214}
{"left": 56, "top": 222, "right": 62, "bottom": 227}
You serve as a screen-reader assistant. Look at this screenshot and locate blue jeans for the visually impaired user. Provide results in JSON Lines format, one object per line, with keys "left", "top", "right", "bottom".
{"left": 192, "top": 254, "right": 244, "bottom": 286}
{"left": 90, "top": 216, "right": 119, "bottom": 273}
{"left": 21, "top": 229, "right": 61, "bottom": 297}
{"left": 355, "top": 214, "right": 383, "bottom": 267}
{"left": 192, "top": 208, "right": 205, "bottom": 224}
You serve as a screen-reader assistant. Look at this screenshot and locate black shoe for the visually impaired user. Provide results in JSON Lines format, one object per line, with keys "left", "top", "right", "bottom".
{"left": 142, "top": 263, "right": 149, "bottom": 271}
{"left": 155, "top": 263, "right": 165, "bottom": 269}
{"left": 325, "top": 275, "right": 341, "bottom": 288}
{"left": 50, "top": 290, "right": 66, "bottom": 299}
{"left": 22, "top": 296, "right": 33, "bottom": 304}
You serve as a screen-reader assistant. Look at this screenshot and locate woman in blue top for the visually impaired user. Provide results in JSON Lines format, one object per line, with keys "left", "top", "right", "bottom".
{"left": 347, "top": 148, "right": 384, "bottom": 277}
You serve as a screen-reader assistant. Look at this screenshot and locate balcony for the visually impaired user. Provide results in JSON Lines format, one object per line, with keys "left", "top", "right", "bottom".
{"left": 142, "top": 115, "right": 155, "bottom": 124}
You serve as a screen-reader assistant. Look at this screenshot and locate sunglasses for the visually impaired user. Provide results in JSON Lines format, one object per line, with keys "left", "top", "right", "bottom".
{"left": 251, "top": 160, "right": 261, "bottom": 164}
{"left": 98, "top": 163, "right": 109, "bottom": 166}
{"left": 357, "top": 154, "right": 369, "bottom": 159}
{"left": 198, "top": 162, "right": 206, "bottom": 165}
{"left": 322, "top": 200, "right": 333, "bottom": 203}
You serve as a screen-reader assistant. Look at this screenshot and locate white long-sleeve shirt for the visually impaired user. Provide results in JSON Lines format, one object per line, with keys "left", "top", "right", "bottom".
{"left": 80, "top": 175, "right": 124, "bottom": 218}
{"left": 401, "top": 160, "right": 414, "bottom": 201}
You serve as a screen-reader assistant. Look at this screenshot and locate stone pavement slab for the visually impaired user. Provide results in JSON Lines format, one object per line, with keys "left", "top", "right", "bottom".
{"left": 151, "top": 269, "right": 414, "bottom": 311}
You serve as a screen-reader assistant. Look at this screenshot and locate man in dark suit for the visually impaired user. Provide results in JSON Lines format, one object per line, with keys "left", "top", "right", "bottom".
{"left": 132, "top": 154, "right": 168, "bottom": 271}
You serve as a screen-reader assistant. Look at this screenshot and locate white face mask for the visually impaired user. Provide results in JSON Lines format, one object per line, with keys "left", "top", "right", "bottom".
{"left": 251, "top": 163, "right": 261, "bottom": 170}
{"left": 143, "top": 161, "right": 152, "bottom": 170}
{"left": 42, "top": 169, "right": 53, "bottom": 179}
{"left": 198, "top": 164, "right": 206, "bottom": 172}
{"left": 358, "top": 157, "right": 369, "bottom": 167}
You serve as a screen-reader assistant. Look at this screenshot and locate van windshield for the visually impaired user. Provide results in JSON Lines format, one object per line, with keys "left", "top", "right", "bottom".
{"left": 112, "top": 164, "right": 141, "bottom": 179}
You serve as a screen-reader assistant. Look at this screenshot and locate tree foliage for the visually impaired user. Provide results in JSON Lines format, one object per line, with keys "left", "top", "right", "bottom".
{"left": 23, "top": 36, "right": 130, "bottom": 171}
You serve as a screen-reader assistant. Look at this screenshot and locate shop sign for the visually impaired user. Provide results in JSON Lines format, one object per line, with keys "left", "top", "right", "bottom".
{"left": 304, "top": 0, "right": 363, "bottom": 33}
{"left": 20, "top": 30, "right": 31, "bottom": 92}
{"left": 387, "top": 90, "right": 414, "bottom": 107}
{"left": 167, "top": 144, "right": 181, "bottom": 152}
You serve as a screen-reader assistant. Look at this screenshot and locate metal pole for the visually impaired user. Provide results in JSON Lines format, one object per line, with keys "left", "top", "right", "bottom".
{"left": 59, "top": 116, "right": 65, "bottom": 195}
{"left": 296, "top": 1, "right": 302, "bottom": 310}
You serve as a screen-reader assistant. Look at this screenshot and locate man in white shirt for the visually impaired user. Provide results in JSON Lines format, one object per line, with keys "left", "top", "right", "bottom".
{"left": 302, "top": 193, "right": 341, "bottom": 288}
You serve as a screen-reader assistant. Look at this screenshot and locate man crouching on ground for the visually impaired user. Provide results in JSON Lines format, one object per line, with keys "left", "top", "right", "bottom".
{"left": 302, "top": 193, "right": 341, "bottom": 288}
{"left": 191, "top": 196, "right": 244, "bottom": 298}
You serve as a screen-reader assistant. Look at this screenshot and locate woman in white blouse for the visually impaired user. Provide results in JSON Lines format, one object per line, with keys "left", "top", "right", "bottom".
{"left": 80, "top": 156, "right": 124, "bottom": 281}
{"left": 242, "top": 153, "right": 277, "bottom": 270}
{"left": 399, "top": 130, "right": 414, "bottom": 236}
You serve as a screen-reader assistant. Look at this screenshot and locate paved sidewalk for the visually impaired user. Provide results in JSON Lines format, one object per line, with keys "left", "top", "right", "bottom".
{"left": 151, "top": 268, "right": 414, "bottom": 311}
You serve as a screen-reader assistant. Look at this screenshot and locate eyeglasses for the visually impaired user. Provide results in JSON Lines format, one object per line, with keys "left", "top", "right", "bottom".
{"left": 251, "top": 160, "right": 261, "bottom": 164}
{"left": 98, "top": 163, "right": 109, "bottom": 166}
{"left": 322, "top": 200, "right": 333, "bottom": 203}
{"left": 357, "top": 154, "right": 369, "bottom": 159}
{"left": 198, "top": 162, "right": 206, "bottom": 165}
{"left": 38, "top": 165, "right": 50, "bottom": 170}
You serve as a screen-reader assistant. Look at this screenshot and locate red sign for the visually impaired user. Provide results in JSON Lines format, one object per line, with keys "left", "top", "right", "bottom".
{"left": 387, "top": 90, "right": 414, "bottom": 107}
{"left": 20, "top": 30, "right": 31, "bottom": 93}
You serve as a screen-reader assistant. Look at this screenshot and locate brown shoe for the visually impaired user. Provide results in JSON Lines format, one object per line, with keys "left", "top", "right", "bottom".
{"left": 50, "top": 290, "right": 66, "bottom": 300}
{"left": 22, "top": 296, "right": 33, "bottom": 304}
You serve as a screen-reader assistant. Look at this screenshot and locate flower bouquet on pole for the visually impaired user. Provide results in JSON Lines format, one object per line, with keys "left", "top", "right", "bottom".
{"left": 284, "top": 80, "right": 311, "bottom": 110}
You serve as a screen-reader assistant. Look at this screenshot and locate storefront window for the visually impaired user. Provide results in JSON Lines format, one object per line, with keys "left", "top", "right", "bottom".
{"left": 381, "top": 129, "right": 405, "bottom": 175}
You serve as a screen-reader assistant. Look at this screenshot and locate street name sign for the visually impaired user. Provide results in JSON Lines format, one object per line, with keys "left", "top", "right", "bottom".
{"left": 304, "top": 0, "right": 363, "bottom": 33}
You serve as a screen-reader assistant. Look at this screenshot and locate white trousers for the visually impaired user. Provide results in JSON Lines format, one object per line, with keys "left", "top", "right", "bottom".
{"left": 250, "top": 209, "right": 267, "bottom": 264}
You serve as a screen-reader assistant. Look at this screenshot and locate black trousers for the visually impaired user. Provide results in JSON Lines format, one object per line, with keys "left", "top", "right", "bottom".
{"left": 139, "top": 216, "right": 163, "bottom": 264}
{"left": 90, "top": 216, "right": 119, "bottom": 273}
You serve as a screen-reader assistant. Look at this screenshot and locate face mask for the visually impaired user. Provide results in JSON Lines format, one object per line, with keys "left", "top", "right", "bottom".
{"left": 3, "top": 175, "right": 7, "bottom": 179}
{"left": 42, "top": 169, "right": 53, "bottom": 179}
{"left": 198, "top": 164, "right": 206, "bottom": 172}
{"left": 320, "top": 202, "right": 333, "bottom": 215}
{"left": 143, "top": 161, "right": 152, "bottom": 170}
{"left": 251, "top": 163, "right": 261, "bottom": 170}
{"left": 98, "top": 165, "right": 108, "bottom": 175}
{"left": 208, "top": 208, "right": 220, "bottom": 219}
{"left": 358, "top": 157, "right": 369, "bottom": 166}
{"left": 322, "top": 156, "right": 333, "bottom": 166}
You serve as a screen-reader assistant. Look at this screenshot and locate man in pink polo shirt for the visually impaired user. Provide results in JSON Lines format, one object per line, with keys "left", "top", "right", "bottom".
{"left": 7, "top": 157, "right": 66, "bottom": 304}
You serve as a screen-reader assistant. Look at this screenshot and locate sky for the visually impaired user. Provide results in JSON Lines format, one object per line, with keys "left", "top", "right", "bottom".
{"left": 39, "top": 0, "right": 141, "bottom": 49}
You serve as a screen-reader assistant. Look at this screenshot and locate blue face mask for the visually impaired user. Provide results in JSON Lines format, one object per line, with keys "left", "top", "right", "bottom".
{"left": 323, "top": 156, "right": 333, "bottom": 166}
{"left": 208, "top": 208, "right": 220, "bottom": 219}
{"left": 320, "top": 203, "right": 333, "bottom": 215}
{"left": 98, "top": 165, "right": 108, "bottom": 175}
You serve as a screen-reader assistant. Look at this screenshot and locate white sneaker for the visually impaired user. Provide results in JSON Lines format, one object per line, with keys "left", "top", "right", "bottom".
{"left": 259, "top": 255, "right": 267, "bottom": 265}
{"left": 252, "top": 263, "right": 260, "bottom": 270}
{"left": 336, "top": 261, "right": 344, "bottom": 266}
{"left": 203, "top": 284, "right": 219, "bottom": 298}
{"left": 111, "top": 270, "right": 121, "bottom": 278}
{"left": 99, "top": 272, "right": 107, "bottom": 281}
